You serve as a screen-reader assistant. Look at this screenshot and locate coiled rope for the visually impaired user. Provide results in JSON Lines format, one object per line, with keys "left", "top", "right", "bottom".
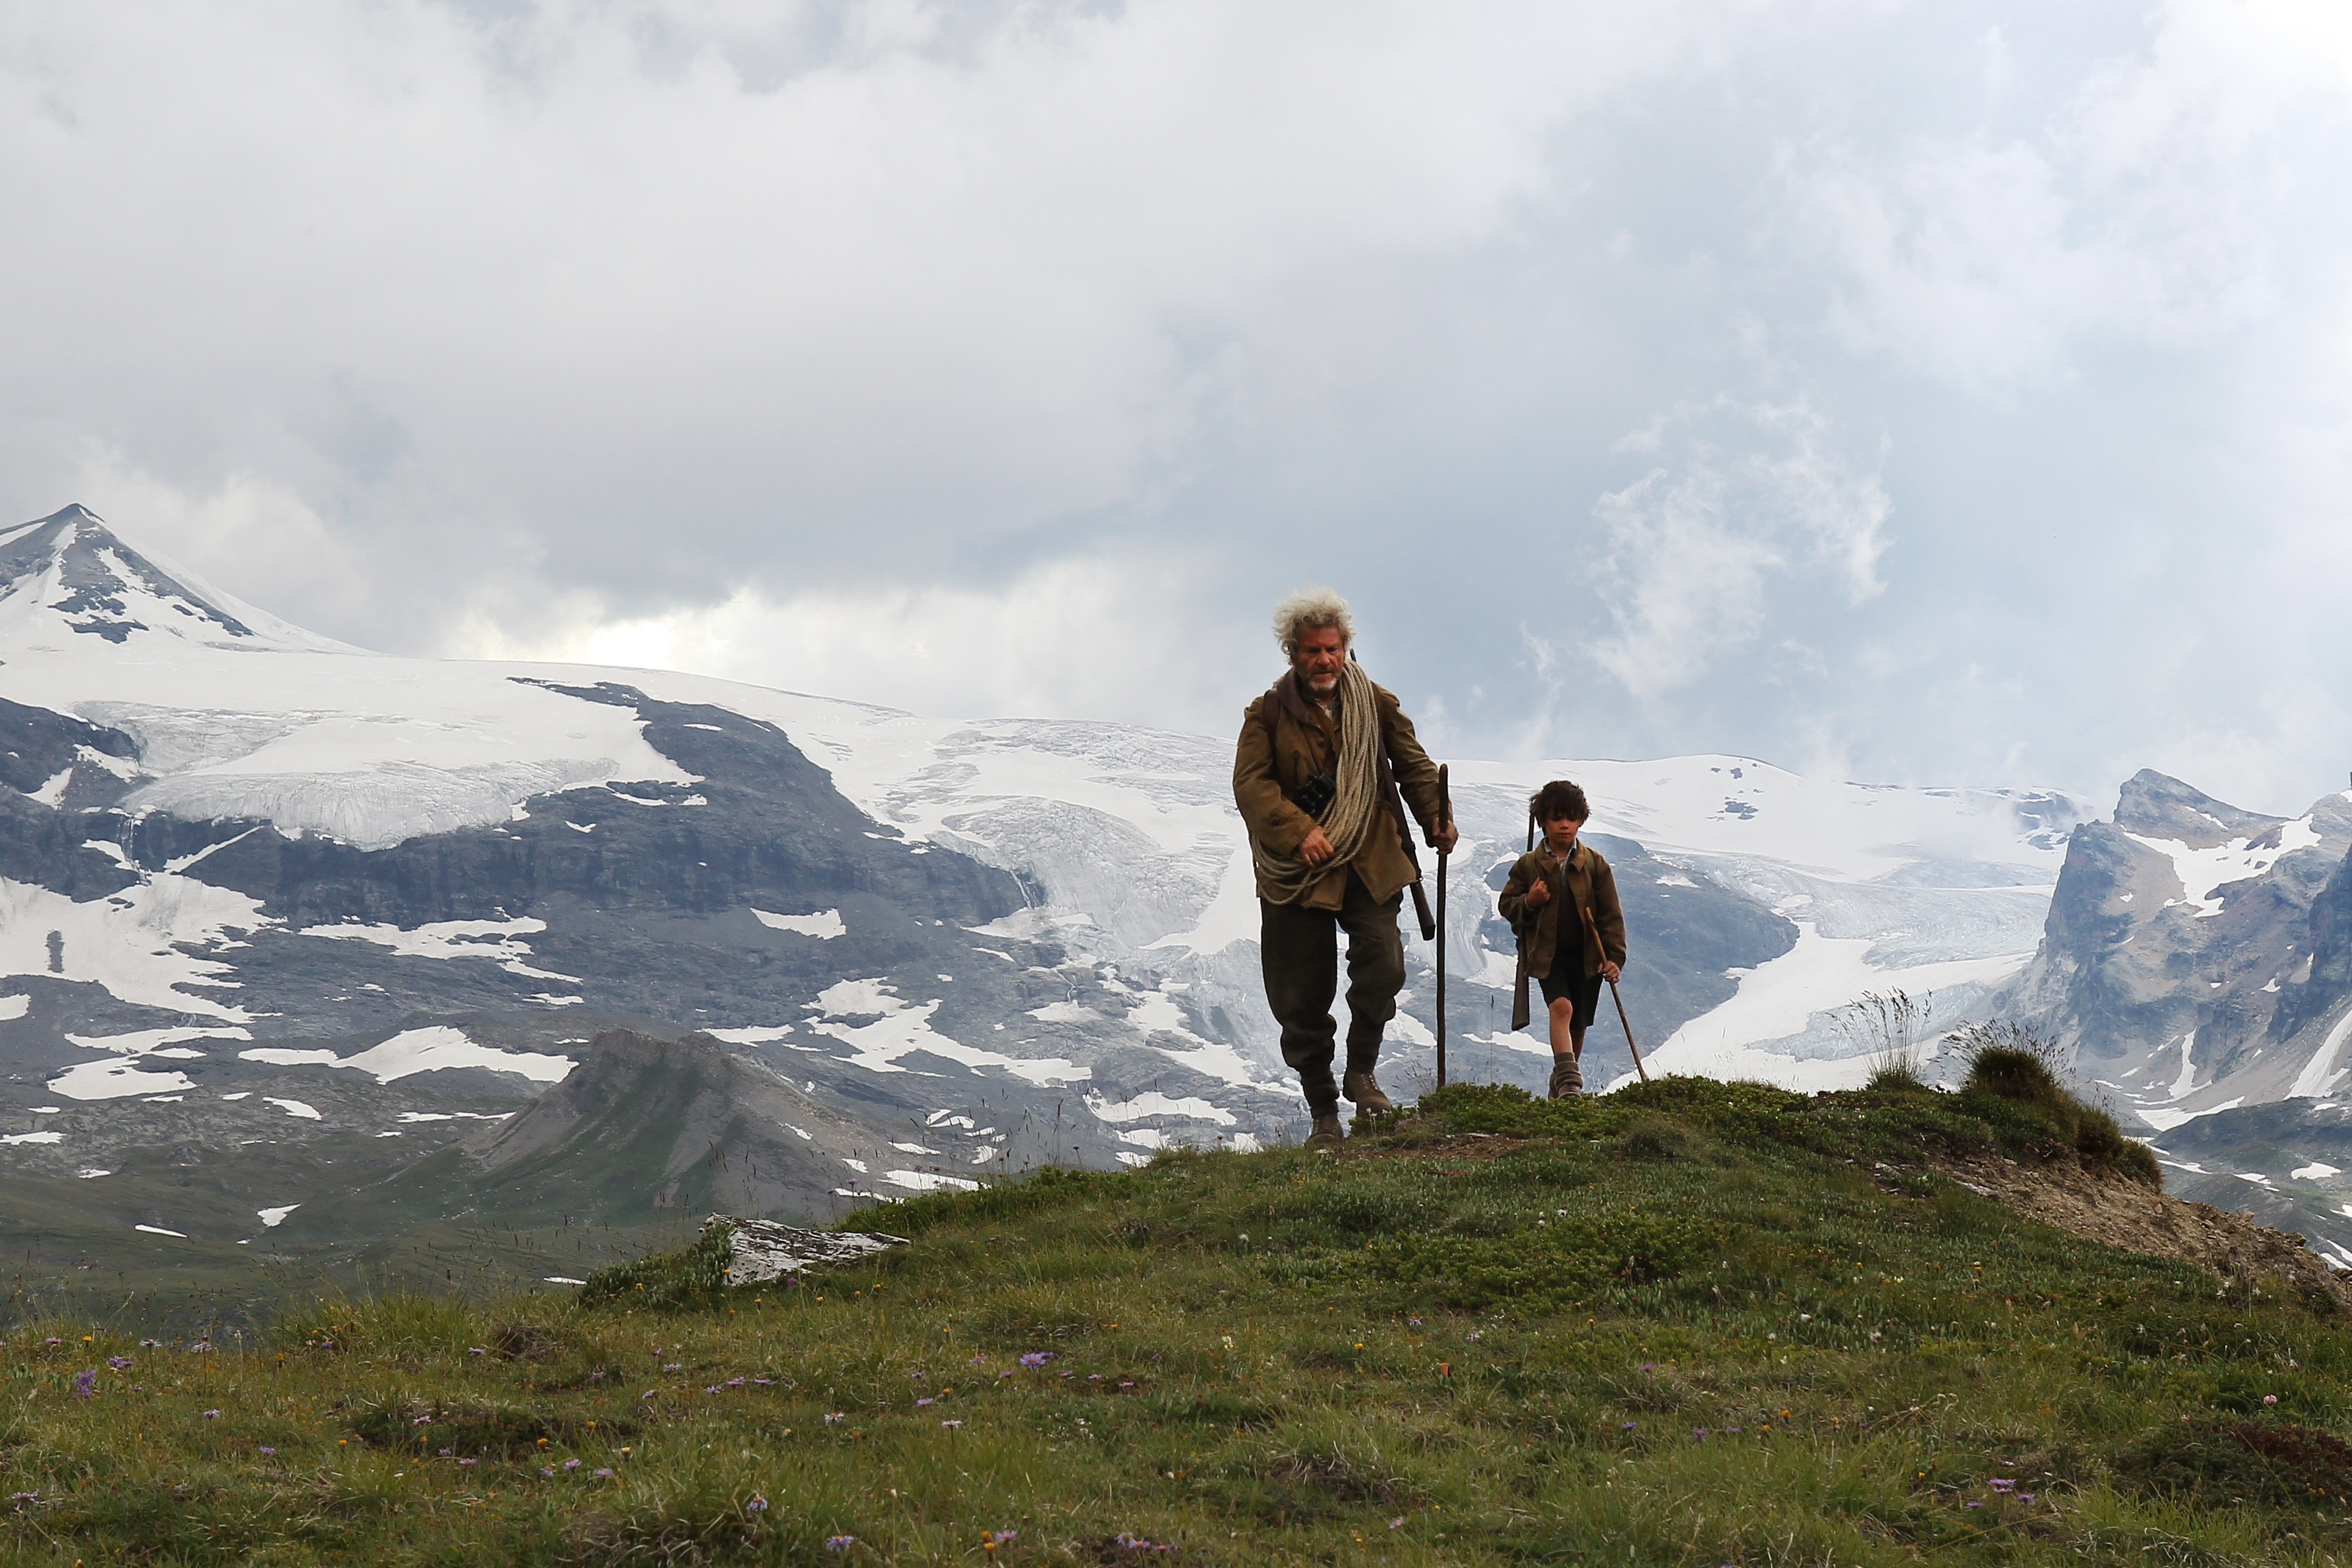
{"left": 1252, "top": 659, "right": 1384, "bottom": 906}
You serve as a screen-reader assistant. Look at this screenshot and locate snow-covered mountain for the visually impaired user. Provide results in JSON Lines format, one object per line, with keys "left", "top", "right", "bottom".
{"left": 1987, "top": 769, "right": 2352, "bottom": 1134}
{"left": 1, "top": 503, "right": 2089, "bottom": 1260}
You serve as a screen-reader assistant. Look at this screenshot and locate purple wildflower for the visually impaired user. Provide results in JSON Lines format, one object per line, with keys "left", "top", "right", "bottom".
{"left": 594, "top": 1468, "right": 613, "bottom": 1478}
{"left": 916, "top": 1397, "right": 935, "bottom": 1408}
{"left": 990, "top": 1530, "right": 1017, "bottom": 1544}
{"left": 1620, "top": 1422, "right": 1636, "bottom": 1431}
{"left": 825, "top": 1537, "right": 854, "bottom": 1552}
{"left": 9, "top": 1493, "right": 35, "bottom": 1505}
{"left": 540, "top": 1467, "right": 555, "bottom": 1477}
{"left": 563, "top": 1459, "right": 582, "bottom": 1471}
{"left": 725, "top": 1376, "right": 745, "bottom": 1388}
{"left": 2019, "top": 1493, "right": 2037, "bottom": 1504}
{"left": 2264, "top": 1394, "right": 2279, "bottom": 1407}
{"left": 824, "top": 1412, "right": 845, "bottom": 1425}
{"left": 1989, "top": 1479, "right": 2015, "bottom": 1494}
{"left": 139, "top": 1338, "right": 162, "bottom": 1348}
{"left": 190, "top": 1341, "right": 213, "bottom": 1354}
{"left": 458, "top": 1458, "right": 477, "bottom": 1468}
{"left": 72, "top": 1370, "right": 97, "bottom": 1399}
{"left": 438, "top": 1448, "right": 452, "bottom": 1457}
{"left": 107, "top": 1356, "right": 132, "bottom": 1370}
{"left": 942, "top": 1419, "right": 964, "bottom": 1428}
{"left": 747, "top": 1495, "right": 769, "bottom": 1512}
{"left": 1018, "top": 1351, "right": 1054, "bottom": 1368}
{"left": 707, "top": 1385, "right": 723, "bottom": 1395}
{"left": 467, "top": 1347, "right": 487, "bottom": 1356}
{"left": 202, "top": 1408, "right": 220, "bottom": 1419}
{"left": 1389, "top": 1518, "right": 1405, "bottom": 1530}
{"left": 413, "top": 1414, "right": 432, "bottom": 1425}
{"left": 258, "top": 1446, "right": 277, "bottom": 1456}
{"left": 43, "top": 1337, "right": 59, "bottom": 1346}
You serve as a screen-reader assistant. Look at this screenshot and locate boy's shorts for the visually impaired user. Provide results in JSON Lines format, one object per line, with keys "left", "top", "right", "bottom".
{"left": 1537, "top": 967, "right": 1602, "bottom": 1029}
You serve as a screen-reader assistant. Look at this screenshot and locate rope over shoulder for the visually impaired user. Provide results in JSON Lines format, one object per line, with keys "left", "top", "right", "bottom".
{"left": 1251, "top": 659, "right": 1383, "bottom": 905}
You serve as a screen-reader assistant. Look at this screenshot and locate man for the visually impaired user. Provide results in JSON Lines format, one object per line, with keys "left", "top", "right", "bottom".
{"left": 1233, "top": 588, "right": 1456, "bottom": 1146}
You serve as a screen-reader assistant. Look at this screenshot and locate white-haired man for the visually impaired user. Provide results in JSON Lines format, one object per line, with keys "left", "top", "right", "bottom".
{"left": 1233, "top": 588, "right": 1456, "bottom": 1146}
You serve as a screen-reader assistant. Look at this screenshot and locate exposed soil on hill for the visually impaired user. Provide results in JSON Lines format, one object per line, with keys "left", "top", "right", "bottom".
{"left": 1931, "top": 1149, "right": 2350, "bottom": 1310}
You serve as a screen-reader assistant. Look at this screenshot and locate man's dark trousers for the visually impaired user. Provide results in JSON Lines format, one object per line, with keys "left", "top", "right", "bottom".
{"left": 1259, "top": 870, "right": 1405, "bottom": 1116}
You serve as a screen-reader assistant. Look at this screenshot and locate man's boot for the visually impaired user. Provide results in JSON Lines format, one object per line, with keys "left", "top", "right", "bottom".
{"left": 1342, "top": 1069, "right": 1394, "bottom": 1115}
{"left": 1547, "top": 1054, "right": 1584, "bottom": 1099}
{"left": 1306, "top": 1113, "right": 1346, "bottom": 1148}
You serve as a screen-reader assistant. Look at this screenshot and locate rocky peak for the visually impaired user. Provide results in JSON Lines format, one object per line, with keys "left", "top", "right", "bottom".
{"left": 2112, "top": 768, "right": 2285, "bottom": 848}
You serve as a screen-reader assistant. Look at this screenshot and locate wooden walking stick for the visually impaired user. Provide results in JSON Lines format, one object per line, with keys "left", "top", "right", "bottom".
{"left": 1509, "top": 804, "right": 1536, "bottom": 1033}
{"left": 1433, "top": 764, "right": 1451, "bottom": 1088}
{"left": 1608, "top": 975, "right": 1650, "bottom": 1083}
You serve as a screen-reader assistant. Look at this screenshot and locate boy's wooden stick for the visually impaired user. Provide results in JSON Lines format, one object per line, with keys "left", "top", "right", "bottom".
{"left": 1608, "top": 977, "right": 1650, "bottom": 1083}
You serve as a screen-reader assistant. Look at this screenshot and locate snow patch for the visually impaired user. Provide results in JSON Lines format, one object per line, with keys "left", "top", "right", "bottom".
{"left": 297, "top": 917, "right": 579, "bottom": 985}
{"left": 804, "top": 977, "right": 1087, "bottom": 1085}
{"left": 2289, "top": 1008, "right": 2352, "bottom": 1100}
{"left": 751, "top": 908, "right": 845, "bottom": 939}
{"left": 1, "top": 1130, "right": 64, "bottom": 1145}
{"left": 257, "top": 1205, "right": 299, "bottom": 1227}
{"left": 242, "top": 1026, "right": 574, "bottom": 1084}
{"left": 882, "top": 1169, "right": 981, "bottom": 1192}
{"left": 2291, "top": 1163, "right": 2341, "bottom": 1181}
{"left": 2136, "top": 1099, "right": 2244, "bottom": 1132}
{"left": 2123, "top": 818, "right": 2322, "bottom": 918}
{"left": 1087, "top": 1091, "right": 1237, "bottom": 1125}
{"left": 1629, "top": 924, "right": 2032, "bottom": 1091}
{"left": 265, "top": 1097, "right": 322, "bottom": 1119}
{"left": 1, "top": 873, "right": 266, "bottom": 1022}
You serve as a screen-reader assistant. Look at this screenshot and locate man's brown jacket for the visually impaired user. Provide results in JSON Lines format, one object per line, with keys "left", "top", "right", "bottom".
{"left": 1232, "top": 670, "right": 1444, "bottom": 910}
{"left": 1497, "top": 841, "right": 1628, "bottom": 978}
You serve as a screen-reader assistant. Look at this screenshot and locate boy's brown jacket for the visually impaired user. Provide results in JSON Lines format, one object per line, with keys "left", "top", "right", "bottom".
{"left": 1232, "top": 671, "right": 1445, "bottom": 911}
{"left": 1497, "top": 841, "right": 1628, "bottom": 979}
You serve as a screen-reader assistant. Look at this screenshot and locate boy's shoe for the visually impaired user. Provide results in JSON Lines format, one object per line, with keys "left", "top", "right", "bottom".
{"left": 1342, "top": 1070, "right": 1394, "bottom": 1114}
{"left": 1547, "top": 1056, "right": 1584, "bottom": 1099}
{"left": 1306, "top": 1114, "right": 1346, "bottom": 1148}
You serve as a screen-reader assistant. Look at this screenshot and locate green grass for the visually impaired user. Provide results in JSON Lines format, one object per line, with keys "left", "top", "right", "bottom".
{"left": 1, "top": 1077, "right": 2345, "bottom": 1565}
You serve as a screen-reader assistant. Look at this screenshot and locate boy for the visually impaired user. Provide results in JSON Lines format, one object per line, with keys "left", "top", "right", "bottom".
{"left": 1497, "top": 779, "right": 1627, "bottom": 1098}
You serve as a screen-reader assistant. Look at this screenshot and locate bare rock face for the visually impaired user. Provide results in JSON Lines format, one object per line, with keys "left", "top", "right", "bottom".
{"left": 706, "top": 1214, "right": 907, "bottom": 1285}
{"left": 1993, "top": 770, "right": 2352, "bottom": 1129}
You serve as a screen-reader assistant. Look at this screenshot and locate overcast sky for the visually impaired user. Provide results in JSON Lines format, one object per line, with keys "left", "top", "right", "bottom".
{"left": 6, "top": 0, "right": 2351, "bottom": 814}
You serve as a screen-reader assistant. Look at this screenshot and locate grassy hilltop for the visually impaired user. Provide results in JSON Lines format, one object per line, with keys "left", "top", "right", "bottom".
{"left": 3, "top": 1067, "right": 2350, "bottom": 1567}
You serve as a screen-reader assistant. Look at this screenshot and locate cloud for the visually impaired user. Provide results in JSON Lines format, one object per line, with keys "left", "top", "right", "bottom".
{"left": 453, "top": 543, "right": 1270, "bottom": 731}
{"left": 7, "top": 0, "right": 2352, "bottom": 815}
{"left": 1587, "top": 400, "right": 1888, "bottom": 700}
